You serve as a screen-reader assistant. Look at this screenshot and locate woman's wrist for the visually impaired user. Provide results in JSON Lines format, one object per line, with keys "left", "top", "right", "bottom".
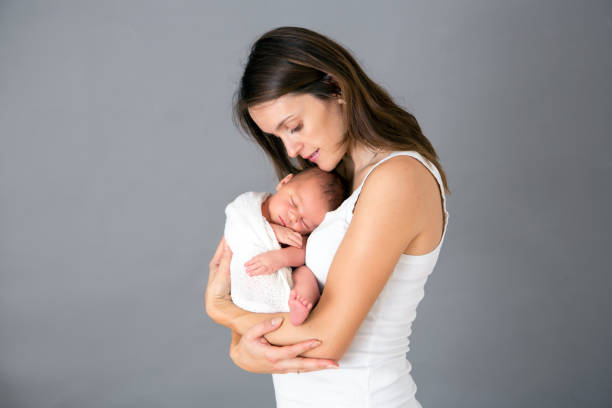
{"left": 206, "top": 289, "right": 261, "bottom": 334}
{"left": 205, "top": 291, "right": 234, "bottom": 328}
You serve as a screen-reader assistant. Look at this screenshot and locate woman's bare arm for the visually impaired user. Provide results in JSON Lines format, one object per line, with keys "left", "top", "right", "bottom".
{"left": 209, "top": 157, "right": 439, "bottom": 361}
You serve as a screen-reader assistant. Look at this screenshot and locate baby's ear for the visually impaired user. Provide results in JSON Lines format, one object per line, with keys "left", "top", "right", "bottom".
{"left": 276, "top": 173, "right": 294, "bottom": 191}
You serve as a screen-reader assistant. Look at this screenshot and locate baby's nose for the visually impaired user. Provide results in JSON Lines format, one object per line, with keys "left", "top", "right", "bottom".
{"left": 287, "top": 209, "right": 298, "bottom": 224}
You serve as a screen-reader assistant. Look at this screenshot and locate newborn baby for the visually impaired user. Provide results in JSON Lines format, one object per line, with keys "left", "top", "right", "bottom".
{"left": 224, "top": 167, "right": 345, "bottom": 325}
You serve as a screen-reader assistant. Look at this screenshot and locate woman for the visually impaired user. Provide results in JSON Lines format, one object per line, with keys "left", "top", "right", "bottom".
{"left": 206, "top": 27, "right": 449, "bottom": 407}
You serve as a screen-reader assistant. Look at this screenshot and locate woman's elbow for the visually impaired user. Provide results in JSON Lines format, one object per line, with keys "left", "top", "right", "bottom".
{"left": 301, "top": 326, "right": 351, "bottom": 361}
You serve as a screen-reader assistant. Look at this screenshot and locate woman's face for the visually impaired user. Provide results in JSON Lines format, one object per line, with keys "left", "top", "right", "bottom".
{"left": 248, "top": 93, "right": 348, "bottom": 172}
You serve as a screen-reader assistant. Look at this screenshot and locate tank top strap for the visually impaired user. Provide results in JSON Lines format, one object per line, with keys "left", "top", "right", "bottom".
{"left": 342, "top": 151, "right": 449, "bottom": 231}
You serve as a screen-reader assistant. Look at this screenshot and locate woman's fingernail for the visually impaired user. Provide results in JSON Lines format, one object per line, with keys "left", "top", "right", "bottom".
{"left": 310, "top": 340, "right": 321, "bottom": 348}
{"left": 326, "top": 364, "right": 339, "bottom": 369}
{"left": 270, "top": 317, "right": 282, "bottom": 326}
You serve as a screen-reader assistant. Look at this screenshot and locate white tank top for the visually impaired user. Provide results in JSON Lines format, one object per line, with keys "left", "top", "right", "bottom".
{"left": 272, "top": 151, "right": 449, "bottom": 408}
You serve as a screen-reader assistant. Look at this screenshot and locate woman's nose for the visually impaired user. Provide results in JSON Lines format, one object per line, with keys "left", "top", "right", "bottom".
{"left": 282, "top": 136, "right": 302, "bottom": 158}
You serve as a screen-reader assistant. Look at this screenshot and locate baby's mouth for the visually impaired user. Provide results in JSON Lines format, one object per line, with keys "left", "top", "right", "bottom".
{"left": 279, "top": 215, "right": 286, "bottom": 227}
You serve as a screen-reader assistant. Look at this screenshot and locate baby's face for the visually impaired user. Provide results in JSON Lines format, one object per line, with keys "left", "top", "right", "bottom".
{"left": 267, "top": 175, "right": 329, "bottom": 234}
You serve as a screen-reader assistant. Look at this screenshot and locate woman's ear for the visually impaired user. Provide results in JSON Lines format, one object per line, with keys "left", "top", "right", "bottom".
{"left": 276, "top": 173, "right": 294, "bottom": 191}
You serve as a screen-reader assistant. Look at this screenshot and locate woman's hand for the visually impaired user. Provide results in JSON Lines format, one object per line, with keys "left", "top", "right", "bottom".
{"left": 205, "top": 237, "right": 232, "bottom": 323}
{"left": 230, "top": 317, "right": 339, "bottom": 374}
{"left": 206, "top": 237, "right": 338, "bottom": 372}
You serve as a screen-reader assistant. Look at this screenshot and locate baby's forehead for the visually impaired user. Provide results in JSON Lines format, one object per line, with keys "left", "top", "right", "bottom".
{"left": 294, "top": 175, "right": 326, "bottom": 195}
{"left": 294, "top": 173, "right": 325, "bottom": 189}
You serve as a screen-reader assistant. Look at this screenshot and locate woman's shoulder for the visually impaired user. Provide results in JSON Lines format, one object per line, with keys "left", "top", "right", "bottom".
{"left": 364, "top": 153, "right": 436, "bottom": 194}
{"left": 353, "top": 153, "right": 445, "bottom": 254}
{"left": 356, "top": 153, "right": 443, "bottom": 223}
{"left": 354, "top": 156, "right": 426, "bottom": 213}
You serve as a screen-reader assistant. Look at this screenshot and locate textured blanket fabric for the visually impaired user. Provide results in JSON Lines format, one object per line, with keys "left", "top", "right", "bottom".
{"left": 224, "top": 192, "right": 292, "bottom": 313}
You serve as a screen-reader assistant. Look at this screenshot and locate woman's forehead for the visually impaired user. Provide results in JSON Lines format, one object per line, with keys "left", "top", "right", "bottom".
{"left": 248, "top": 94, "right": 309, "bottom": 132}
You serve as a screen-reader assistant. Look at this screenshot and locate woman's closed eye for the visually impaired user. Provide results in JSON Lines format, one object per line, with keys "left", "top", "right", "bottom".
{"left": 289, "top": 123, "right": 302, "bottom": 134}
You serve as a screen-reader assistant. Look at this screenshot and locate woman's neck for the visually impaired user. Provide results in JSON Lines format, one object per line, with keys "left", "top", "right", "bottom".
{"left": 339, "top": 143, "right": 390, "bottom": 191}
{"left": 347, "top": 144, "right": 389, "bottom": 178}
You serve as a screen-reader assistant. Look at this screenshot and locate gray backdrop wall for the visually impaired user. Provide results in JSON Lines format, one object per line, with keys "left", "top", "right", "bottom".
{"left": 1, "top": 1, "right": 610, "bottom": 407}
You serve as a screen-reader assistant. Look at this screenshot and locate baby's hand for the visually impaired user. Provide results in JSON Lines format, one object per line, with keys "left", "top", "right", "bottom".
{"left": 244, "top": 251, "right": 284, "bottom": 276}
{"left": 270, "top": 223, "right": 304, "bottom": 248}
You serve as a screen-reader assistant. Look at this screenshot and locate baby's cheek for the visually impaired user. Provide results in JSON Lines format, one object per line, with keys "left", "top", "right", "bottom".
{"left": 306, "top": 224, "right": 319, "bottom": 234}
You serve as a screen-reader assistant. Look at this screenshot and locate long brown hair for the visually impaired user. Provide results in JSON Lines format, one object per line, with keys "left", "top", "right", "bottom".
{"left": 233, "top": 26, "right": 449, "bottom": 193}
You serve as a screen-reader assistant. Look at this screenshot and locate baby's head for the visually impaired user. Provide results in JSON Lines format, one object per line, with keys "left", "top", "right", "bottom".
{"left": 264, "top": 167, "right": 346, "bottom": 234}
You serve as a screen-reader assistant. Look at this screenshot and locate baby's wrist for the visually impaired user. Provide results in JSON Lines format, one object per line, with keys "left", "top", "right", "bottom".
{"left": 272, "top": 250, "right": 290, "bottom": 270}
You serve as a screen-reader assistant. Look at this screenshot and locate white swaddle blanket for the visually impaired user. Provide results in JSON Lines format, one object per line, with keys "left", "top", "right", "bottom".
{"left": 224, "top": 191, "right": 293, "bottom": 313}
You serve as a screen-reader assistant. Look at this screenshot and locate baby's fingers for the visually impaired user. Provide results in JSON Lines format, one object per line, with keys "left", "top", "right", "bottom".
{"left": 287, "top": 232, "right": 303, "bottom": 248}
{"left": 244, "top": 260, "right": 261, "bottom": 273}
{"left": 244, "top": 256, "right": 260, "bottom": 267}
{"left": 292, "top": 234, "right": 303, "bottom": 248}
{"left": 247, "top": 265, "right": 270, "bottom": 276}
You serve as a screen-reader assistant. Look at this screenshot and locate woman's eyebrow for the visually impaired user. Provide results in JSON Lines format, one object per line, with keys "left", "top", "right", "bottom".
{"left": 275, "top": 115, "right": 294, "bottom": 132}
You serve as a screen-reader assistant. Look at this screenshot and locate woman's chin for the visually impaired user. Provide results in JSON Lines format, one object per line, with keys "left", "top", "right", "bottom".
{"left": 318, "top": 159, "right": 342, "bottom": 172}
{"left": 316, "top": 162, "right": 332, "bottom": 172}
{"left": 310, "top": 157, "right": 328, "bottom": 171}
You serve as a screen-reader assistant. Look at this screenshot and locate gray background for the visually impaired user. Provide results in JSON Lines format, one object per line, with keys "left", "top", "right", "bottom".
{"left": 1, "top": 1, "right": 610, "bottom": 407}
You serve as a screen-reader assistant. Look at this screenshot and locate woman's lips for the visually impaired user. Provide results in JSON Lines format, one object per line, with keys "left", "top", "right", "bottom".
{"left": 306, "top": 148, "right": 320, "bottom": 163}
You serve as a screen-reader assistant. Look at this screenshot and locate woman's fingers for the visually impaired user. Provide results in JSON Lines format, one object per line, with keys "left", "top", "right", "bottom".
{"left": 206, "top": 237, "right": 232, "bottom": 300}
{"left": 219, "top": 241, "right": 232, "bottom": 274}
{"left": 223, "top": 240, "right": 232, "bottom": 256}
{"left": 267, "top": 340, "right": 339, "bottom": 373}
{"left": 209, "top": 237, "right": 226, "bottom": 269}
{"left": 230, "top": 319, "right": 339, "bottom": 374}
{"left": 243, "top": 317, "right": 284, "bottom": 341}
{"left": 267, "top": 339, "right": 323, "bottom": 361}
{"left": 258, "top": 334, "right": 339, "bottom": 371}
{"left": 274, "top": 356, "right": 339, "bottom": 373}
